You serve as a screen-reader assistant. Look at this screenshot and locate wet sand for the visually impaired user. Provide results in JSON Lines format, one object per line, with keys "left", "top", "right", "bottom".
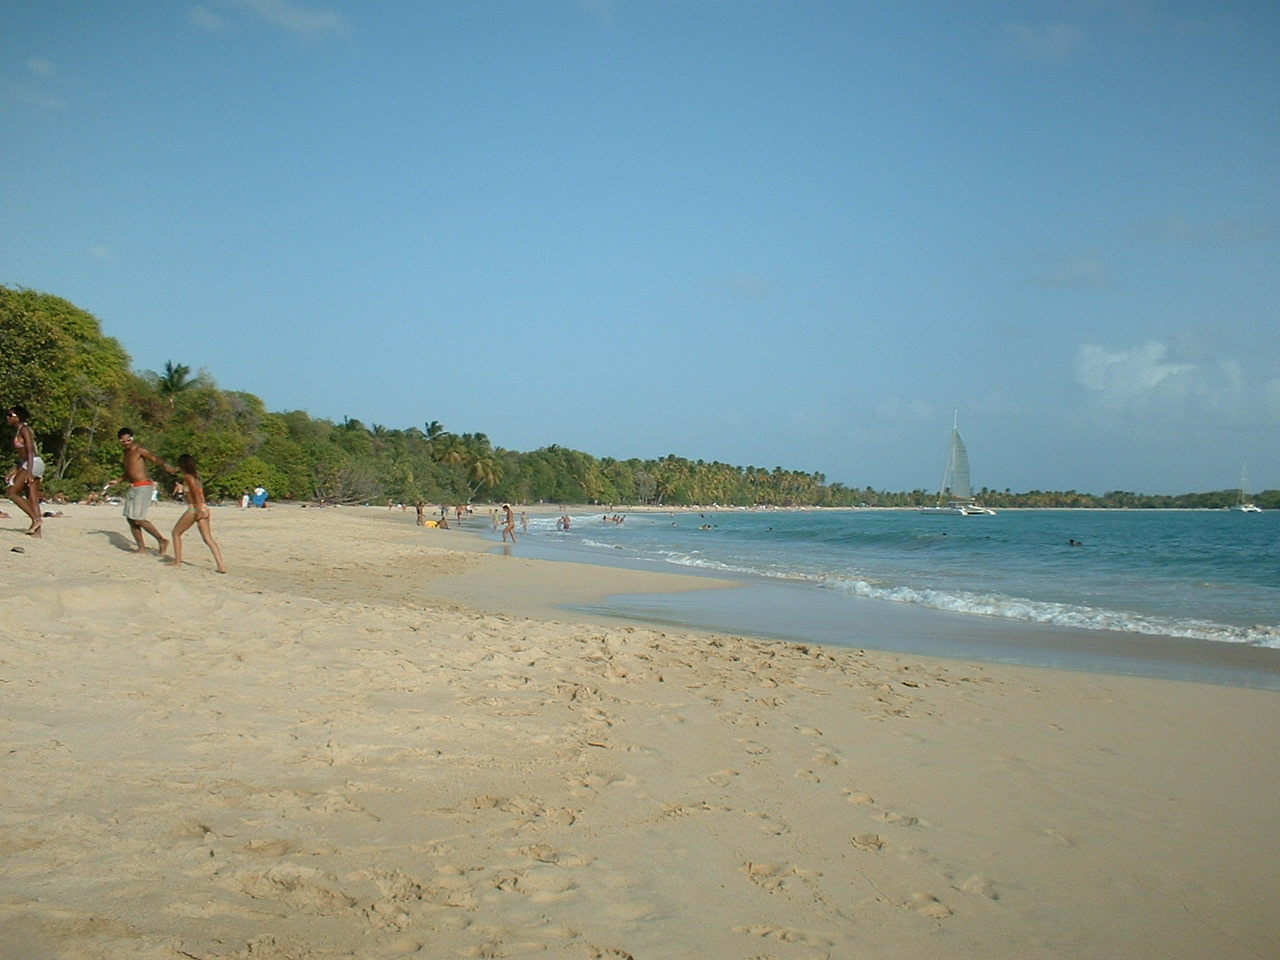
{"left": 2, "top": 504, "right": 1277, "bottom": 959}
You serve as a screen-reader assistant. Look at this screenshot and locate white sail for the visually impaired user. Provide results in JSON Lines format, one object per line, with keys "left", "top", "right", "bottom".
{"left": 1238, "top": 463, "right": 1262, "bottom": 512}
{"left": 922, "top": 411, "right": 994, "bottom": 515}
{"left": 945, "top": 428, "right": 972, "bottom": 499}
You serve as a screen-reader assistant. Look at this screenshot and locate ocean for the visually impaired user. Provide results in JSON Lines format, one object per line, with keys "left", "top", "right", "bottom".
{"left": 502, "top": 507, "right": 1280, "bottom": 688}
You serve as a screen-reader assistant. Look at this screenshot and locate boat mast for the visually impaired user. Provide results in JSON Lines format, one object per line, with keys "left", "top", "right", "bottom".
{"left": 937, "top": 409, "right": 960, "bottom": 502}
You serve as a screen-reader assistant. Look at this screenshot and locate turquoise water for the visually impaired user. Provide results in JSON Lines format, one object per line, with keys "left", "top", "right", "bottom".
{"left": 507, "top": 509, "right": 1280, "bottom": 666}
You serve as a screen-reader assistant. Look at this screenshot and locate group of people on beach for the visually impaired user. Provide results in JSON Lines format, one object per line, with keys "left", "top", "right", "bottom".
{"left": 5, "top": 405, "right": 225, "bottom": 573}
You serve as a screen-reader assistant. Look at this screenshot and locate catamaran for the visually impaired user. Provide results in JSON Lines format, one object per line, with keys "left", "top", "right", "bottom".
{"left": 921, "top": 412, "right": 996, "bottom": 516}
{"left": 1237, "top": 464, "right": 1262, "bottom": 513}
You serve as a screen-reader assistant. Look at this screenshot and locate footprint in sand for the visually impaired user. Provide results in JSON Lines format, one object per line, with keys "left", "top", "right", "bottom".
{"left": 513, "top": 842, "right": 594, "bottom": 867}
{"left": 957, "top": 874, "right": 1000, "bottom": 900}
{"left": 706, "top": 769, "right": 739, "bottom": 787}
{"left": 733, "top": 923, "right": 833, "bottom": 950}
{"left": 875, "top": 811, "right": 920, "bottom": 827}
{"left": 1043, "top": 827, "right": 1074, "bottom": 847}
{"left": 236, "top": 864, "right": 358, "bottom": 915}
{"left": 906, "top": 892, "right": 953, "bottom": 919}
{"left": 744, "top": 810, "right": 790, "bottom": 835}
{"left": 242, "top": 837, "right": 292, "bottom": 857}
{"left": 569, "top": 770, "right": 636, "bottom": 795}
{"left": 584, "top": 946, "right": 637, "bottom": 960}
{"left": 744, "top": 860, "right": 824, "bottom": 894}
{"left": 498, "top": 866, "right": 580, "bottom": 904}
{"left": 850, "top": 833, "right": 887, "bottom": 852}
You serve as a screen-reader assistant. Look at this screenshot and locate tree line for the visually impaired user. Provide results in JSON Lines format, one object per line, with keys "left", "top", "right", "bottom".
{"left": 3, "top": 286, "right": 1275, "bottom": 510}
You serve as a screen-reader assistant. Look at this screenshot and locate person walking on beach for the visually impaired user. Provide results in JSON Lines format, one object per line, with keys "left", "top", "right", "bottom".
{"left": 171, "top": 454, "right": 226, "bottom": 573}
{"left": 5, "top": 405, "right": 45, "bottom": 537}
{"left": 501, "top": 503, "right": 517, "bottom": 543}
{"left": 107, "top": 427, "right": 176, "bottom": 555}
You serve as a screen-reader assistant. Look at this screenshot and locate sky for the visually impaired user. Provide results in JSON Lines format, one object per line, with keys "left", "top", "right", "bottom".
{"left": 3, "top": 0, "right": 1278, "bottom": 496}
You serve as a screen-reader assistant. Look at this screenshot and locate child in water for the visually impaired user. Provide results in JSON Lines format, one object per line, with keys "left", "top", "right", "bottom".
{"left": 171, "top": 454, "right": 226, "bottom": 573}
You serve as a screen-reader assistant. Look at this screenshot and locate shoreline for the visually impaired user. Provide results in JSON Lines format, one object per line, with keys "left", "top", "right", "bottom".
{"left": 456, "top": 507, "right": 1280, "bottom": 691}
{"left": 3, "top": 504, "right": 1277, "bottom": 959}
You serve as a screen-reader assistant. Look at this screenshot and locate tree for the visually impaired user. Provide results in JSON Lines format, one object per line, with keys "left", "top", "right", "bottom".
{"left": 0, "top": 286, "right": 133, "bottom": 493}
{"left": 433, "top": 433, "right": 467, "bottom": 466}
{"left": 156, "top": 361, "right": 196, "bottom": 404}
{"left": 468, "top": 454, "right": 503, "bottom": 497}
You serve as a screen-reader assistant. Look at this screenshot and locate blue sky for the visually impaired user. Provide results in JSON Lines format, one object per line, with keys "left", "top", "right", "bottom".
{"left": 3, "top": 1, "right": 1277, "bottom": 495}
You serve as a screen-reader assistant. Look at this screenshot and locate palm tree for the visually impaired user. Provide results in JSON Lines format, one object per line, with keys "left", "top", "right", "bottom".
{"left": 468, "top": 454, "right": 503, "bottom": 497}
{"left": 157, "top": 360, "right": 195, "bottom": 405}
{"left": 435, "top": 435, "right": 463, "bottom": 465}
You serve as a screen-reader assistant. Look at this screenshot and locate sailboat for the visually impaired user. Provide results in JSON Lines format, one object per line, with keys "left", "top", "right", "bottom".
{"left": 921, "top": 411, "right": 996, "bottom": 516}
{"left": 1237, "top": 464, "right": 1262, "bottom": 513}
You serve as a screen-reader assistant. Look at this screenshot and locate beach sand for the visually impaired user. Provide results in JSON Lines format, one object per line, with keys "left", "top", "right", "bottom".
{"left": 2, "top": 504, "right": 1277, "bottom": 960}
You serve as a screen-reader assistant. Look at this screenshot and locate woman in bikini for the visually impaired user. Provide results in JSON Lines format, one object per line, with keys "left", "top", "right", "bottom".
{"left": 171, "top": 454, "right": 226, "bottom": 573}
{"left": 6, "top": 405, "right": 45, "bottom": 537}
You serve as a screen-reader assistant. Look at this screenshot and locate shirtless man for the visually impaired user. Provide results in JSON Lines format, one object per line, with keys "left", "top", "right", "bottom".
{"left": 108, "top": 427, "right": 177, "bottom": 555}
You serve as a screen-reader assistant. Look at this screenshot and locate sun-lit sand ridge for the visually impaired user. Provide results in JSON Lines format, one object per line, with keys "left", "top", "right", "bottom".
{"left": 2, "top": 504, "right": 1277, "bottom": 960}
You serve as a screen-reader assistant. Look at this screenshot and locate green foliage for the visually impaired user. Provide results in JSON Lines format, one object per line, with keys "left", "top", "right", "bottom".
{"left": 4, "top": 284, "right": 1275, "bottom": 511}
{"left": 0, "top": 287, "right": 133, "bottom": 486}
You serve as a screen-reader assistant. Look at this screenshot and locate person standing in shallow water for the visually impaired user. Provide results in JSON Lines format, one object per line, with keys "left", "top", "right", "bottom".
{"left": 107, "top": 427, "right": 176, "bottom": 555}
{"left": 501, "top": 503, "right": 517, "bottom": 543}
{"left": 5, "top": 405, "right": 45, "bottom": 537}
{"left": 171, "top": 454, "right": 226, "bottom": 573}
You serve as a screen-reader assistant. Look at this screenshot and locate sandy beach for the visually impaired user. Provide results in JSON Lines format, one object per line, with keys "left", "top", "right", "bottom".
{"left": 2, "top": 504, "right": 1277, "bottom": 960}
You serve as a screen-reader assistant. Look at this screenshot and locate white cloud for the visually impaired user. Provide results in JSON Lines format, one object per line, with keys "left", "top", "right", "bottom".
{"left": 1036, "top": 256, "right": 1112, "bottom": 289}
{"left": 1263, "top": 376, "right": 1280, "bottom": 418}
{"left": 219, "top": 0, "right": 349, "bottom": 40}
{"left": 189, "top": 5, "right": 231, "bottom": 31}
{"left": 1, "top": 84, "right": 66, "bottom": 110}
{"left": 1075, "top": 341, "right": 1194, "bottom": 401}
{"left": 1003, "top": 22, "right": 1084, "bottom": 63}
{"left": 1, "top": 57, "right": 65, "bottom": 110}
{"left": 1128, "top": 214, "right": 1279, "bottom": 244}
{"left": 1074, "top": 342, "right": 1259, "bottom": 422}
{"left": 718, "top": 273, "right": 773, "bottom": 300}
{"left": 572, "top": 0, "right": 618, "bottom": 27}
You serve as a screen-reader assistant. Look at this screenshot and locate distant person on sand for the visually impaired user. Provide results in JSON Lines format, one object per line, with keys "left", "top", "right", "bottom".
{"left": 501, "top": 503, "right": 517, "bottom": 543}
{"left": 5, "top": 405, "right": 45, "bottom": 537}
{"left": 107, "top": 427, "right": 176, "bottom": 555}
{"left": 171, "top": 454, "right": 226, "bottom": 573}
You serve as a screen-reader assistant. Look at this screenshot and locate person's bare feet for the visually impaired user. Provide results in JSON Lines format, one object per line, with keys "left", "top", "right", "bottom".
{"left": 157, "top": 537, "right": 170, "bottom": 556}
